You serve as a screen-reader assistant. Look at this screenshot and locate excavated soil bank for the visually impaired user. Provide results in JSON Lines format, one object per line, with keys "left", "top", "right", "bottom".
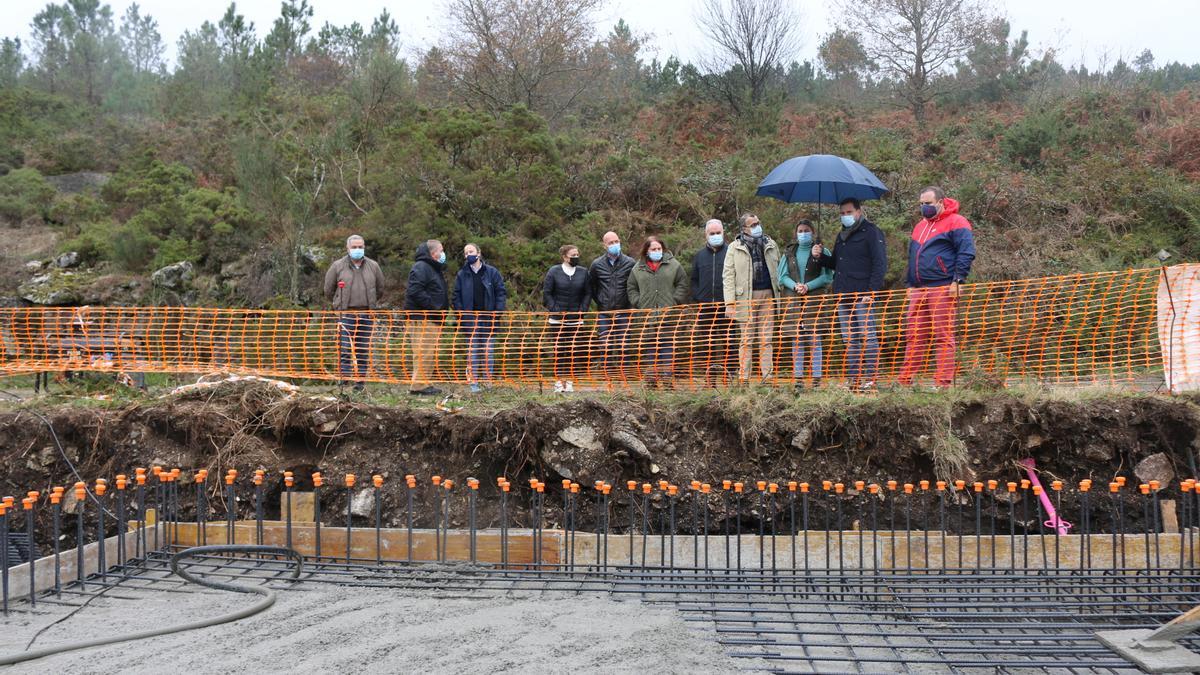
{"left": 1, "top": 383, "right": 1198, "bottom": 541}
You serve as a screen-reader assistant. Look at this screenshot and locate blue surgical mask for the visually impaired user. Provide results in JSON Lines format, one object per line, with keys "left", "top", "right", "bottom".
{"left": 437, "top": 251, "right": 447, "bottom": 264}
{"left": 466, "top": 254, "right": 479, "bottom": 265}
{"left": 750, "top": 225, "right": 763, "bottom": 238}
{"left": 707, "top": 234, "right": 724, "bottom": 248}
{"left": 797, "top": 232, "right": 813, "bottom": 246}
{"left": 606, "top": 243, "right": 621, "bottom": 256}
{"left": 921, "top": 204, "right": 939, "bottom": 219}
{"left": 349, "top": 248, "right": 365, "bottom": 260}
{"left": 648, "top": 250, "right": 663, "bottom": 262}
{"left": 841, "top": 214, "right": 857, "bottom": 228}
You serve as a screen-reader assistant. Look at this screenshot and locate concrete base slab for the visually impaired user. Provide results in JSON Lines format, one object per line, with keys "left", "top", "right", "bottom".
{"left": 1095, "top": 629, "right": 1200, "bottom": 673}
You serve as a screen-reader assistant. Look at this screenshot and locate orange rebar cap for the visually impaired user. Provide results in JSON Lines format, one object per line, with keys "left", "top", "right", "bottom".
{"left": 887, "top": 480, "right": 897, "bottom": 491}
{"left": 903, "top": 483, "right": 914, "bottom": 494}
{"left": 854, "top": 480, "right": 865, "bottom": 491}
{"left": 313, "top": 472, "right": 324, "bottom": 488}
{"left": 722, "top": 480, "right": 731, "bottom": 490}
{"left": 787, "top": 481, "right": 797, "bottom": 492}
{"left": 937, "top": 481, "right": 947, "bottom": 491}
{"left": 373, "top": 474, "right": 384, "bottom": 488}
{"left": 701, "top": 483, "right": 711, "bottom": 494}
{"left": 920, "top": 480, "right": 930, "bottom": 490}
{"left": 734, "top": 482, "right": 744, "bottom": 493}
{"left": 973, "top": 482, "right": 983, "bottom": 492}
{"left": 642, "top": 483, "right": 651, "bottom": 494}
{"left": 346, "top": 473, "right": 357, "bottom": 487}
{"left": 756, "top": 480, "right": 767, "bottom": 491}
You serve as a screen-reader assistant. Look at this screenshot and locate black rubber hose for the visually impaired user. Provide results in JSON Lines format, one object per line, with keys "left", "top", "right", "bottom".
{"left": 0, "top": 545, "right": 301, "bottom": 666}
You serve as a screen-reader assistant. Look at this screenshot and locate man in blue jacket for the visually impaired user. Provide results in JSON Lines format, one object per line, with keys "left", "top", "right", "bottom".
{"left": 816, "top": 198, "right": 887, "bottom": 391}
{"left": 898, "top": 186, "right": 976, "bottom": 388}
{"left": 452, "top": 243, "right": 508, "bottom": 393}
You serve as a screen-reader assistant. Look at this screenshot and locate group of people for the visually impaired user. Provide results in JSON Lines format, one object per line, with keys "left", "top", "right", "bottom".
{"left": 323, "top": 186, "right": 976, "bottom": 395}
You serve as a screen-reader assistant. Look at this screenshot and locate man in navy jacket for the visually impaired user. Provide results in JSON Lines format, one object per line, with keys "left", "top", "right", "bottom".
{"left": 452, "top": 243, "right": 508, "bottom": 392}
{"left": 817, "top": 198, "right": 888, "bottom": 390}
{"left": 898, "top": 186, "right": 976, "bottom": 387}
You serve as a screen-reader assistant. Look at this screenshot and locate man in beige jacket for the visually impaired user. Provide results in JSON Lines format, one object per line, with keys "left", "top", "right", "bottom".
{"left": 722, "top": 213, "right": 781, "bottom": 381}
{"left": 324, "top": 234, "right": 385, "bottom": 392}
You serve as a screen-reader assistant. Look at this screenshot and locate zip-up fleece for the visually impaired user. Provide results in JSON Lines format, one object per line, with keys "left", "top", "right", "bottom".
{"left": 906, "top": 197, "right": 976, "bottom": 288}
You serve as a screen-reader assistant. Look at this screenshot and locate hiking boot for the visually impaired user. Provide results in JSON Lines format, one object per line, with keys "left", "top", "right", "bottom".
{"left": 409, "top": 386, "right": 442, "bottom": 396}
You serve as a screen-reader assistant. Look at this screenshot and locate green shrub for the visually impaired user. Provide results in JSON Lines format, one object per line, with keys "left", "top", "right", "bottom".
{"left": 0, "top": 167, "right": 55, "bottom": 223}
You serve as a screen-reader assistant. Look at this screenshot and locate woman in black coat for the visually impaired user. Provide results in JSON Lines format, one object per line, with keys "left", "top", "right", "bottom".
{"left": 542, "top": 244, "right": 591, "bottom": 392}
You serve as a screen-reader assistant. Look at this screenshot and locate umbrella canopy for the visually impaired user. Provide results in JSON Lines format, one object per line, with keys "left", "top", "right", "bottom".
{"left": 756, "top": 154, "right": 888, "bottom": 204}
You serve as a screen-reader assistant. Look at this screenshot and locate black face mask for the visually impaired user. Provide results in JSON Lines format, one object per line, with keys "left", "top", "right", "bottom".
{"left": 568, "top": 256, "right": 580, "bottom": 267}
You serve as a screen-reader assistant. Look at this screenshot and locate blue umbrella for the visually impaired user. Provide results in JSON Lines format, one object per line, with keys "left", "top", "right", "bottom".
{"left": 756, "top": 154, "right": 888, "bottom": 204}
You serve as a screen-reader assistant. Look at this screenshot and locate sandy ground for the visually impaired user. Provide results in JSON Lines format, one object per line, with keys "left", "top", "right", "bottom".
{"left": 0, "top": 581, "right": 755, "bottom": 674}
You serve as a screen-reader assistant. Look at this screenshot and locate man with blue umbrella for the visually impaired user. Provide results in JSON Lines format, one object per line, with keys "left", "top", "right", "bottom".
{"left": 816, "top": 199, "right": 888, "bottom": 391}
{"left": 756, "top": 154, "right": 889, "bottom": 391}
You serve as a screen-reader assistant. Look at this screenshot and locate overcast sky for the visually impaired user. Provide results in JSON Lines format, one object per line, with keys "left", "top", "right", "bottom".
{"left": 5, "top": 0, "right": 1199, "bottom": 71}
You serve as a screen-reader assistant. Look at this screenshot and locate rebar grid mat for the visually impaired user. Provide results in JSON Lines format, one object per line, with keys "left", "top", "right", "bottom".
{"left": 15, "top": 547, "right": 1200, "bottom": 673}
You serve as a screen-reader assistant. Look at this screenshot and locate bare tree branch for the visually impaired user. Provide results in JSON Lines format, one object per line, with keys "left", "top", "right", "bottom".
{"left": 694, "top": 0, "right": 803, "bottom": 113}
{"left": 834, "top": 0, "right": 991, "bottom": 124}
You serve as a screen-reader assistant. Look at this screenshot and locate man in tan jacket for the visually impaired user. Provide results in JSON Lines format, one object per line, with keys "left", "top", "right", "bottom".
{"left": 324, "top": 234, "right": 385, "bottom": 392}
{"left": 722, "top": 213, "right": 781, "bottom": 381}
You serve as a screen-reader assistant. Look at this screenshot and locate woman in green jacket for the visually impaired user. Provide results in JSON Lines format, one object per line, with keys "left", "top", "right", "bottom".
{"left": 777, "top": 220, "right": 834, "bottom": 389}
{"left": 627, "top": 236, "right": 689, "bottom": 387}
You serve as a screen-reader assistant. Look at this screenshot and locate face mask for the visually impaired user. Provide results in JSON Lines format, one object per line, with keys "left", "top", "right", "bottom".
{"left": 568, "top": 256, "right": 580, "bottom": 267}
{"left": 436, "top": 251, "right": 447, "bottom": 264}
{"left": 707, "top": 234, "right": 724, "bottom": 248}
{"left": 749, "top": 225, "right": 763, "bottom": 238}
{"left": 466, "top": 254, "right": 479, "bottom": 265}
{"left": 606, "top": 243, "right": 621, "bottom": 256}
{"left": 921, "top": 204, "right": 939, "bottom": 219}
{"left": 797, "top": 233, "right": 813, "bottom": 246}
{"left": 840, "top": 214, "right": 857, "bottom": 228}
{"left": 648, "top": 250, "right": 663, "bottom": 262}
{"left": 348, "top": 248, "right": 365, "bottom": 260}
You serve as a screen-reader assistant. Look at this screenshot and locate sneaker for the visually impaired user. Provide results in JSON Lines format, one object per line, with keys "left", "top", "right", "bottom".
{"left": 553, "top": 380, "right": 565, "bottom": 393}
{"left": 858, "top": 381, "right": 877, "bottom": 392}
{"left": 353, "top": 382, "right": 365, "bottom": 393}
{"left": 469, "top": 383, "right": 482, "bottom": 394}
{"left": 564, "top": 380, "right": 575, "bottom": 392}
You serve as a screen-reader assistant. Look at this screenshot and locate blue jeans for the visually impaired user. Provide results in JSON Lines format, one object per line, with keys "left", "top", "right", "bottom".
{"left": 792, "top": 327, "right": 823, "bottom": 380}
{"left": 463, "top": 320, "right": 496, "bottom": 384}
{"left": 337, "top": 313, "right": 373, "bottom": 381}
{"left": 837, "top": 301, "right": 878, "bottom": 384}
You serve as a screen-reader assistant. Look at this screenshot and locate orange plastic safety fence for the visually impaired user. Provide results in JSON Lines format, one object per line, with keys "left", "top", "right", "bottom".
{"left": 0, "top": 267, "right": 1175, "bottom": 390}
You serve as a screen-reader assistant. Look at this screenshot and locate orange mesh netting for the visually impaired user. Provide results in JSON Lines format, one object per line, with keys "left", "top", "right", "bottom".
{"left": 0, "top": 266, "right": 1189, "bottom": 390}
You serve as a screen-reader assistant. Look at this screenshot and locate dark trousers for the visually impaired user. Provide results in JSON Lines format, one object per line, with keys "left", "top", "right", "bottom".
{"left": 553, "top": 322, "right": 585, "bottom": 380}
{"left": 693, "top": 305, "right": 736, "bottom": 383}
{"left": 337, "top": 313, "right": 373, "bottom": 382}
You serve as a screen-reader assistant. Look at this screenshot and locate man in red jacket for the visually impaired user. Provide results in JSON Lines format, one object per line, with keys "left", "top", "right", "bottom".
{"left": 898, "top": 186, "right": 976, "bottom": 388}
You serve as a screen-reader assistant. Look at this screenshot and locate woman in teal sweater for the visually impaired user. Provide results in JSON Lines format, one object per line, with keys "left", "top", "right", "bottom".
{"left": 777, "top": 220, "right": 834, "bottom": 389}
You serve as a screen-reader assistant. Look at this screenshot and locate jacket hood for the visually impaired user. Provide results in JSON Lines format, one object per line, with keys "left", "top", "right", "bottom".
{"left": 933, "top": 197, "right": 960, "bottom": 220}
{"left": 414, "top": 242, "right": 440, "bottom": 266}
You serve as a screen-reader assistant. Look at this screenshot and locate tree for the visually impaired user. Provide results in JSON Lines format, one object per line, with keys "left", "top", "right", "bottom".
{"left": 263, "top": 0, "right": 313, "bottom": 65}
{"left": 818, "top": 28, "right": 873, "bottom": 83}
{"left": 834, "top": 0, "right": 990, "bottom": 124}
{"left": 956, "top": 18, "right": 1030, "bottom": 103}
{"left": 30, "top": 4, "right": 70, "bottom": 95}
{"left": 694, "top": 0, "right": 803, "bottom": 113}
{"left": 444, "top": 0, "right": 605, "bottom": 122}
{"left": 29, "top": 0, "right": 123, "bottom": 105}
{"left": 169, "top": 21, "right": 222, "bottom": 115}
{"left": 0, "top": 38, "right": 23, "bottom": 89}
{"left": 119, "top": 3, "right": 163, "bottom": 74}
{"left": 217, "top": 3, "right": 258, "bottom": 98}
